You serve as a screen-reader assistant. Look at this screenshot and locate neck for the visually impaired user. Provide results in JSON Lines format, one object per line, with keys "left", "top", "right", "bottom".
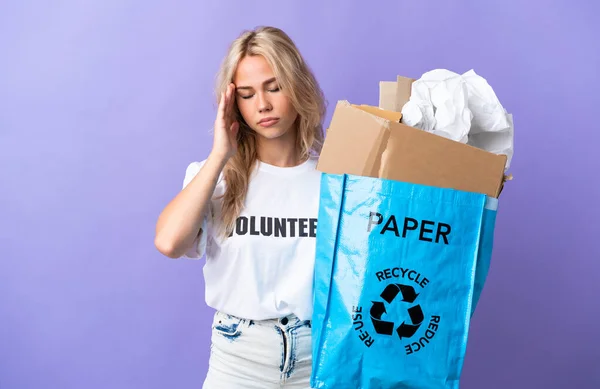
{"left": 256, "top": 129, "right": 303, "bottom": 167}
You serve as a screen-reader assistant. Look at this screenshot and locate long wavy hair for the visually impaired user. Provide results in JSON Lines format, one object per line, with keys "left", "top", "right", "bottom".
{"left": 214, "top": 26, "right": 326, "bottom": 236}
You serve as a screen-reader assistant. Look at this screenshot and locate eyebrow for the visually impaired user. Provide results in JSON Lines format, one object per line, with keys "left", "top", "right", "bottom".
{"left": 235, "top": 77, "right": 277, "bottom": 91}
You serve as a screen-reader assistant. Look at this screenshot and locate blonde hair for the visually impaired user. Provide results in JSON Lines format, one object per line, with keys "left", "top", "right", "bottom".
{"left": 214, "top": 26, "right": 326, "bottom": 236}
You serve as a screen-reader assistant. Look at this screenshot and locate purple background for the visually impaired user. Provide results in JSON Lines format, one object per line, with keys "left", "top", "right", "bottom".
{"left": 1, "top": 1, "right": 599, "bottom": 388}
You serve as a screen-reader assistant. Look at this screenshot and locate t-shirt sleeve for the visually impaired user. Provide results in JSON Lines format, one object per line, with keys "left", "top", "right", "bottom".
{"left": 181, "top": 161, "right": 209, "bottom": 259}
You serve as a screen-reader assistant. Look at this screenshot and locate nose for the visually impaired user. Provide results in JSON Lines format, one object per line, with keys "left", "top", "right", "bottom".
{"left": 256, "top": 92, "right": 272, "bottom": 113}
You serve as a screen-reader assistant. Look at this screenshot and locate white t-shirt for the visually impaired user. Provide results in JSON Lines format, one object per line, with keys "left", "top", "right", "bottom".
{"left": 181, "top": 156, "right": 322, "bottom": 321}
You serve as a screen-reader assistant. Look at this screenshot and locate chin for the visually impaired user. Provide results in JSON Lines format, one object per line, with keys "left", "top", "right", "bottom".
{"left": 253, "top": 126, "right": 290, "bottom": 140}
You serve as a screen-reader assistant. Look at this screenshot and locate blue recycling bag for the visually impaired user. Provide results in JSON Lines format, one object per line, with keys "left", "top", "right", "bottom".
{"left": 311, "top": 173, "right": 498, "bottom": 389}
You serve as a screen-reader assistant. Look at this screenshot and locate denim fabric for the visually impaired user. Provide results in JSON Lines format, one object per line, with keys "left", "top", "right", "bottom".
{"left": 203, "top": 311, "right": 312, "bottom": 388}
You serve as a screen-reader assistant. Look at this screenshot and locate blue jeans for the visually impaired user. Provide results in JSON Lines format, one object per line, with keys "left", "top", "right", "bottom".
{"left": 202, "top": 311, "right": 312, "bottom": 388}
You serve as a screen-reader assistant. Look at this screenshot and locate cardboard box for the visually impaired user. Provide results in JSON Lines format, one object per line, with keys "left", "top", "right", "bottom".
{"left": 317, "top": 87, "right": 508, "bottom": 197}
{"left": 379, "top": 76, "right": 415, "bottom": 112}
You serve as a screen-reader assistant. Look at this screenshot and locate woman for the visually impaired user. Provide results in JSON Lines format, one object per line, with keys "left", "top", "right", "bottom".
{"left": 154, "top": 26, "right": 326, "bottom": 388}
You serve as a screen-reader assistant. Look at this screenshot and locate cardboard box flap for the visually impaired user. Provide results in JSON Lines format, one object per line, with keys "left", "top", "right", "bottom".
{"left": 352, "top": 104, "right": 402, "bottom": 122}
{"left": 381, "top": 121, "right": 507, "bottom": 197}
{"left": 317, "top": 101, "right": 508, "bottom": 198}
{"left": 378, "top": 76, "right": 416, "bottom": 113}
{"left": 318, "top": 101, "right": 390, "bottom": 177}
{"left": 379, "top": 81, "right": 398, "bottom": 111}
{"left": 395, "top": 76, "right": 415, "bottom": 111}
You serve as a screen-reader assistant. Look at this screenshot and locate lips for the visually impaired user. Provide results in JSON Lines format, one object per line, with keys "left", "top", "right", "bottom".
{"left": 258, "top": 117, "right": 280, "bottom": 127}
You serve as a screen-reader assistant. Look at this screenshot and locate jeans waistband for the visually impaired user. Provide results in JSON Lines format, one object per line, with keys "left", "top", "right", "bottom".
{"left": 215, "top": 310, "right": 311, "bottom": 328}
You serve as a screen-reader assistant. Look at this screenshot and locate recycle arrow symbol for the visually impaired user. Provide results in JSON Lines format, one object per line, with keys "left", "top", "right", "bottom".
{"left": 370, "top": 301, "right": 394, "bottom": 335}
{"left": 396, "top": 304, "right": 424, "bottom": 339}
{"left": 370, "top": 283, "right": 424, "bottom": 339}
{"left": 381, "top": 283, "right": 419, "bottom": 304}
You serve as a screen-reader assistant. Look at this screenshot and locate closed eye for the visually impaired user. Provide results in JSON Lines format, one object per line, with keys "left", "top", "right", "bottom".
{"left": 239, "top": 87, "right": 280, "bottom": 100}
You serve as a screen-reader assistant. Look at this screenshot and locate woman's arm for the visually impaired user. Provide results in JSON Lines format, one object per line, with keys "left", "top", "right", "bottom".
{"left": 154, "top": 152, "right": 227, "bottom": 258}
{"left": 155, "top": 84, "right": 239, "bottom": 258}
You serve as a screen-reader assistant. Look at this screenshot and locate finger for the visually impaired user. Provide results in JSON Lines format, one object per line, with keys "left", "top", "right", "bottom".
{"left": 225, "top": 90, "right": 234, "bottom": 121}
{"left": 228, "top": 83, "right": 235, "bottom": 101}
{"left": 230, "top": 121, "right": 239, "bottom": 144}
{"left": 226, "top": 84, "right": 236, "bottom": 118}
{"left": 230, "top": 121, "right": 239, "bottom": 137}
{"left": 218, "top": 91, "right": 226, "bottom": 119}
{"left": 224, "top": 87, "right": 231, "bottom": 117}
